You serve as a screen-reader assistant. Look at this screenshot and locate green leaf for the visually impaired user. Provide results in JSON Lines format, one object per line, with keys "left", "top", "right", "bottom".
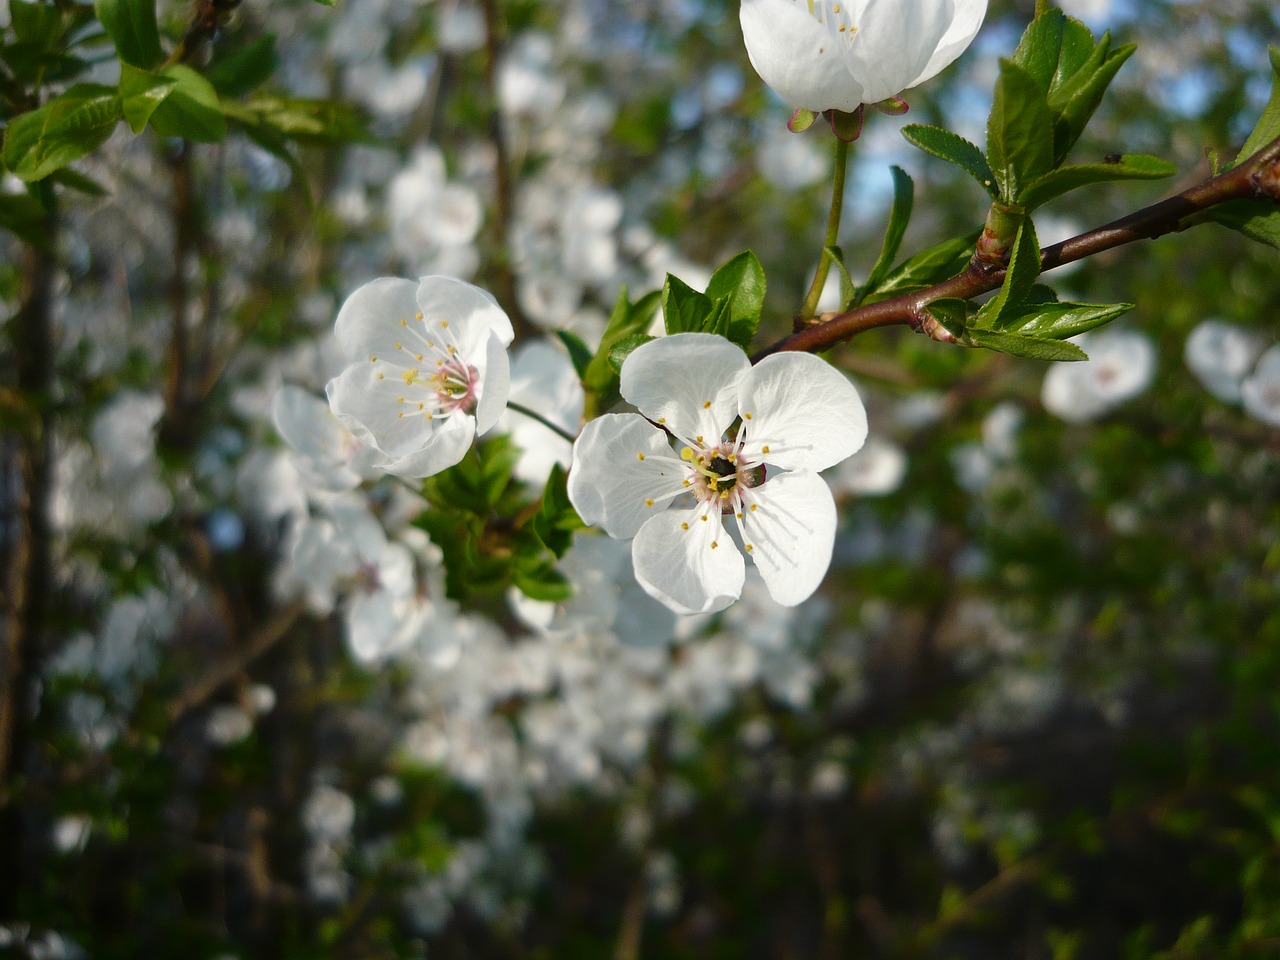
{"left": 531, "top": 463, "right": 585, "bottom": 559}
{"left": 11, "top": 0, "right": 63, "bottom": 47}
{"left": 987, "top": 59, "right": 1056, "bottom": 202}
{"left": 584, "top": 287, "right": 660, "bottom": 392}
{"left": 3, "top": 84, "right": 122, "bottom": 182}
{"left": 513, "top": 559, "right": 573, "bottom": 603}
{"left": 924, "top": 298, "right": 970, "bottom": 339}
{"left": 1053, "top": 17, "right": 1097, "bottom": 94}
{"left": 825, "top": 245, "right": 857, "bottom": 311}
{"left": 118, "top": 62, "right": 177, "bottom": 134}
{"left": 48, "top": 167, "right": 109, "bottom": 196}
{"left": 871, "top": 230, "right": 979, "bottom": 300}
{"left": 147, "top": 65, "right": 226, "bottom": 142}
{"left": 976, "top": 217, "right": 1041, "bottom": 328}
{"left": 998, "top": 301, "right": 1132, "bottom": 339}
{"left": 1018, "top": 154, "right": 1176, "bottom": 209}
{"left": 704, "top": 250, "right": 766, "bottom": 350}
{"left": 967, "top": 328, "right": 1088, "bottom": 361}
{"left": 555, "top": 330, "right": 593, "bottom": 380}
{"left": 608, "top": 333, "right": 656, "bottom": 374}
{"left": 227, "top": 94, "right": 371, "bottom": 143}
{"left": 1011, "top": 9, "right": 1065, "bottom": 94}
{"left": 1233, "top": 46, "right": 1280, "bottom": 166}
{"left": 859, "top": 166, "right": 916, "bottom": 300}
{"left": 206, "top": 34, "right": 279, "bottom": 99}
{"left": 1201, "top": 199, "right": 1280, "bottom": 250}
{"left": 1050, "top": 39, "right": 1135, "bottom": 164}
{"left": 0, "top": 191, "right": 52, "bottom": 248}
{"left": 311, "top": 0, "right": 336, "bottom": 5}
{"left": 901, "top": 124, "right": 998, "bottom": 198}
{"left": 93, "top": 0, "right": 164, "bottom": 69}
{"left": 662, "top": 273, "right": 713, "bottom": 335}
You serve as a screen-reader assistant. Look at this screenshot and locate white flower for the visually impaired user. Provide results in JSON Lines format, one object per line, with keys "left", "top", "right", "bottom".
{"left": 1184, "top": 319, "right": 1264, "bottom": 405}
{"left": 325, "top": 276, "right": 513, "bottom": 478}
{"left": 1041, "top": 329, "right": 1156, "bottom": 423}
{"left": 272, "top": 385, "right": 380, "bottom": 493}
{"left": 1241, "top": 343, "right": 1280, "bottom": 428}
{"left": 567, "top": 334, "right": 867, "bottom": 615}
{"left": 827, "top": 435, "right": 906, "bottom": 496}
{"left": 498, "top": 340, "right": 584, "bottom": 485}
{"left": 739, "top": 0, "right": 988, "bottom": 113}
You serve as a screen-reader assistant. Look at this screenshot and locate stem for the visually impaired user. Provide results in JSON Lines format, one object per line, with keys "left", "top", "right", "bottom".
{"left": 478, "top": 0, "right": 537, "bottom": 341}
{"left": 0, "top": 186, "right": 56, "bottom": 920}
{"left": 800, "top": 137, "right": 852, "bottom": 319}
{"left": 508, "top": 401, "right": 577, "bottom": 443}
{"left": 754, "top": 132, "right": 1280, "bottom": 361}
{"left": 1035, "top": 0, "right": 1051, "bottom": 17}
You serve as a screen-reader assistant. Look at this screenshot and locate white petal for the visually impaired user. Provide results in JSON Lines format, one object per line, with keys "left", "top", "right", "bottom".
{"left": 740, "top": 0, "right": 866, "bottom": 112}
{"left": 415, "top": 274, "right": 514, "bottom": 347}
{"left": 620, "top": 333, "right": 748, "bottom": 443}
{"left": 567, "top": 414, "right": 685, "bottom": 539}
{"left": 741, "top": 470, "right": 837, "bottom": 607}
{"left": 334, "top": 277, "right": 422, "bottom": 363}
{"left": 474, "top": 330, "right": 511, "bottom": 435}
{"left": 736, "top": 352, "right": 867, "bottom": 472}
{"left": 326, "top": 362, "right": 436, "bottom": 460}
{"left": 631, "top": 507, "right": 744, "bottom": 616}
{"left": 845, "top": 0, "right": 957, "bottom": 104}
{"left": 378, "top": 413, "right": 475, "bottom": 478}
{"left": 910, "top": 0, "right": 988, "bottom": 90}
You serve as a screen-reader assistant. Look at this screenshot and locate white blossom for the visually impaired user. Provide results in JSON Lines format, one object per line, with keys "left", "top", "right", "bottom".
{"left": 739, "top": 0, "right": 988, "bottom": 113}
{"left": 1184, "top": 319, "right": 1264, "bottom": 405}
{"left": 1041, "top": 329, "right": 1156, "bottom": 423}
{"left": 326, "top": 276, "right": 513, "bottom": 478}
{"left": 1241, "top": 343, "right": 1280, "bottom": 428}
{"left": 567, "top": 334, "right": 867, "bottom": 614}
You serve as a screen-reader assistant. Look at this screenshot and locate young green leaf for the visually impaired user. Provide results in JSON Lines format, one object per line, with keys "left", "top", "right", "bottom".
{"left": 1049, "top": 38, "right": 1135, "bottom": 164}
{"left": 0, "top": 192, "right": 52, "bottom": 248}
{"left": 976, "top": 217, "right": 1041, "bottom": 328}
{"left": 967, "top": 328, "right": 1088, "bottom": 361}
{"left": 1018, "top": 154, "right": 1176, "bottom": 210}
{"left": 1201, "top": 200, "right": 1280, "bottom": 251}
{"left": 705, "top": 250, "right": 766, "bottom": 350}
{"left": 3, "top": 85, "right": 122, "bottom": 182}
{"left": 859, "top": 166, "right": 917, "bottom": 301}
{"left": 583, "top": 287, "right": 659, "bottom": 392}
{"left": 608, "top": 333, "right": 656, "bottom": 374}
{"left": 147, "top": 65, "right": 227, "bottom": 142}
{"left": 11, "top": 0, "right": 64, "bottom": 47}
{"left": 998, "top": 301, "right": 1133, "bottom": 339}
{"left": 662, "top": 273, "right": 713, "bottom": 336}
{"left": 118, "top": 62, "right": 177, "bottom": 134}
{"left": 206, "top": 34, "right": 279, "bottom": 99}
{"left": 987, "top": 59, "right": 1056, "bottom": 203}
{"left": 512, "top": 558, "right": 573, "bottom": 603}
{"left": 532, "top": 463, "right": 585, "bottom": 559}
{"left": 825, "top": 245, "right": 857, "bottom": 311}
{"left": 1053, "top": 16, "right": 1097, "bottom": 94}
{"left": 871, "top": 230, "right": 979, "bottom": 301}
{"left": 555, "top": 330, "right": 593, "bottom": 381}
{"left": 901, "top": 125, "right": 998, "bottom": 198}
{"left": 93, "top": 0, "right": 164, "bottom": 69}
{"left": 1232, "top": 46, "right": 1280, "bottom": 167}
{"left": 1011, "top": 9, "right": 1065, "bottom": 94}
{"left": 924, "top": 298, "right": 970, "bottom": 340}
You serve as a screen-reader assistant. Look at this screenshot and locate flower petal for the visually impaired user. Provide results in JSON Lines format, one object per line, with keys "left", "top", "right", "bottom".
{"left": 631, "top": 507, "right": 744, "bottom": 616}
{"left": 377, "top": 412, "right": 474, "bottom": 478}
{"left": 736, "top": 351, "right": 867, "bottom": 472}
{"left": 567, "top": 414, "right": 686, "bottom": 539}
{"left": 474, "top": 330, "right": 511, "bottom": 436}
{"left": 620, "top": 333, "right": 749, "bottom": 443}
{"left": 334, "top": 277, "right": 422, "bottom": 363}
{"left": 740, "top": 0, "right": 866, "bottom": 112}
{"left": 740, "top": 470, "right": 836, "bottom": 607}
{"left": 845, "top": 0, "right": 957, "bottom": 104}
{"left": 416, "top": 274, "right": 514, "bottom": 349}
{"left": 910, "top": 0, "right": 988, "bottom": 90}
{"left": 326, "top": 361, "right": 436, "bottom": 460}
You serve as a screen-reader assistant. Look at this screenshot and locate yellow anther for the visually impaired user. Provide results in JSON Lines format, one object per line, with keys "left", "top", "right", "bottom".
{"left": 397, "top": 412, "right": 404, "bottom": 419}
{"left": 396, "top": 396, "right": 405, "bottom": 404}
{"left": 440, "top": 320, "right": 449, "bottom": 329}
{"left": 658, "top": 417, "right": 666, "bottom": 424}
{"left": 427, "top": 340, "right": 435, "bottom": 348}
{"left": 369, "top": 354, "right": 378, "bottom": 362}
{"left": 645, "top": 498, "right": 655, "bottom": 507}
{"left": 682, "top": 480, "right": 691, "bottom": 487}
{"left": 376, "top": 373, "right": 385, "bottom": 380}
{"left": 710, "top": 541, "right": 718, "bottom": 549}
{"left": 400, "top": 318, "right": 408, "bottom": 326}
{"left": 703, "top": 401, "right": 711, "bottom": 409}
{"left": 415, "top": 311, "right": 424, "bottom": 320}
{"left": 681, "top": 448, "right": 695, "bottom": 461}
{"left": 750, "top": 504, "right": 758, "bottom": 512}
{"left": 743, "top": 412, "right": 752, "bottom": 420}
{"left": 700, "top": 515, "right": 708, "bottom": 522}
{"left": 394, "top": 341, "right": 403, "bottom": 350}
{"left": 736, "top": 512, "right": 743, "bottom": 519}
{"left": 637, "top": 453, "right": 645, "bottom": 461}
{"left": 696, "top": 436, "right": 704, "bottom": 443}
{"left": 680, "top": 522, "right": 689, "bottom": 530}
{"left": 447, "top": 346, "right": 457, "bottom": 355}
{"left": 402, "top": 368, "right": 418, "bottom": 384}
{"left": 762, "top": 445, "right": 770, "bottom": 454}
{"left": 416, "top": 354, "right": 424, "bottom": 362}
{"left": 417, "top": 402, "right": 425, "bottom": 411}
{"left": 745, "top": 544, "right": 753, "bottom": 553}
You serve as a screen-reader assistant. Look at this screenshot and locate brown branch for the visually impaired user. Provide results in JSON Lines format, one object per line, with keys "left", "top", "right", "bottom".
{"left": 753, "top": 133, "right": 1280, "bottom": 361}
{"left": 478, "top": 0, "right": 537, "bottom": 341}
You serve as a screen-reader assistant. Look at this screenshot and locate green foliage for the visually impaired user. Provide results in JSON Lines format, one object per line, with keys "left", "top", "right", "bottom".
{"left": 3, "top": 84, "right": 122, "bottom": 181}
{"left": 987, "top": 58, "right": 1057, "bottom": 203}
{"left": 870, "top": 231, "right": 980, "bottom": 301}
{"left": 583, "top": 286, "right": 661, "bottom": 409}
{"left": 93, "top": 0, "right": 163, "bottom": 69}
{"left": 705, "top": 250, "right": 766, "bottom": 349}
{"left": 900, "top": 124, "right": 998, "bottom": 199}
{"left": 145, "top": 65, "right": 226, "bottom": 142}
{"left": 1017, "top": 154, "right": 1176, "bottom": 210}
{"left": 205, "top": 34, "right": 279, "bottom": 99}
{"left": 118, "top": 62, "right": 176, "bottom": 134}
{"left": 976, "top": 216, "right": 1043, "bottom": 328}
{"left": 531, "top": 463, "right": 585, "bottom": 560}
{"left": 966, "top": 327, "right": 1089, "bottom": 361}
{"left": 0, "top": 190, "right": 50, "bottom": 248}
{"left": 856, "top": 166, "right": 916, "bottom": 305}
{"left": 1231, "top": 46, "right": 1280, "bottom": 165}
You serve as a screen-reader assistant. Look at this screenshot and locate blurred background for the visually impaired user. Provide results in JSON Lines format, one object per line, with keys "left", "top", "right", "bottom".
{"left": 3, "top": 0, "right": 1280, "bottom": 956}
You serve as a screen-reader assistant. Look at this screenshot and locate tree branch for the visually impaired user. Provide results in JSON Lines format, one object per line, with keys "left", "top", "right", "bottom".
{"left": 753, "top": 133, "right": 1280, "bottom": 361}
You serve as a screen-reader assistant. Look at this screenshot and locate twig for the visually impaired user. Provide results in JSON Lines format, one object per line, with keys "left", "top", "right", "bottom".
{"left": 753, "top": 133, "right": 1280, "bottom": 360}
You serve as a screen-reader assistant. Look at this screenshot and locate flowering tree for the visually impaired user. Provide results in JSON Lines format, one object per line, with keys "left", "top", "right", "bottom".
{"left": 3, "top": 0, "right": 1280, "bottom": 956}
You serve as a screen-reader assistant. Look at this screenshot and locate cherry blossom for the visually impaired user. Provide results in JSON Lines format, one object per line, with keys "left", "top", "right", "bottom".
{"left": 325, "top": 276, "right": 514, "bottom": 479}
{"left": 567, "top": 334, "right": 867, "bottom": 615}
{"left": 1041, "top": 329, "right": 1156, "bottom": 423}
{"left": 739, "top": 0, "right": 988, "bottom": 113}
